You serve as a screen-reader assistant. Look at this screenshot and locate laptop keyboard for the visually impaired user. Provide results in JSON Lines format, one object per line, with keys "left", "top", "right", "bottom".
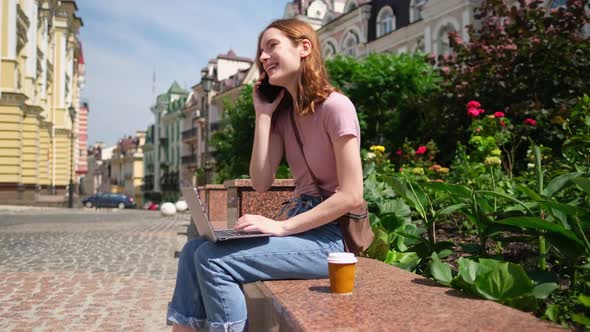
{"left": 214, "top": 229, "right": 264, "bottom": 237}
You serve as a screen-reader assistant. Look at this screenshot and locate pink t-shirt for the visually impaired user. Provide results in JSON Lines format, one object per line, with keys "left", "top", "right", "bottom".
{"left": 273, "top": 92, "right": 361, "bottom": 197}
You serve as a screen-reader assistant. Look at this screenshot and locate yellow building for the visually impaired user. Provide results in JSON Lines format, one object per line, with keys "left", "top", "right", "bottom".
{"left": 0, "top": 0, "right": 84, "bottom": 204}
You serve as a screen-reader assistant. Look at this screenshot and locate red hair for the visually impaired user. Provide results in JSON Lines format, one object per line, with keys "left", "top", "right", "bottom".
{"left": 256, "top": 18, "right": 337, "bottom": 116}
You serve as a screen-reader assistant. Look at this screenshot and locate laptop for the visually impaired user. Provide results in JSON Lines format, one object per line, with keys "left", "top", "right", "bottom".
{"left": 180, "top": 186, "right": 272, "bottom": 242}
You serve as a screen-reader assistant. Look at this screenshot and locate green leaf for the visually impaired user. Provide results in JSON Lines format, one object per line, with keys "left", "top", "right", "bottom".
{"left": 366, "top": 227, "right": 389, "bottom": 261}
{"left": 436, "top": 203, "right": 468, "bottom": 217}
{"left": 571, "top": 176, "right": 590, "bottom": 195}
{"left": 543, "top": 172, "right": 583, "bottom": 197}
{"left": 494, "top": 216, "right": 584, "bottom": 246}
{"left": 474, "top": 260, "right": 534, "bottom": 301}
{"left": 379, "top": 214, "right": 405, "bottom": 232}
{"left": 539, "top": 200, "right": 590, "bottom": 219}
{"left": 502, "top": 295, "right": 539, "bottom": 312}
{"left": 406, "top": 181, "right": 429, "bottom": 219}
{"left": 457, "top": 257, "right": 479, "bottom": 285}
{"left": 532, "top": 143, "right": 543, "bottom": 193}
{"left": 429, "top": 252, "right": 453, "bottom": 286}
{"left": 516, "top": 184, "right": 543, "bottom": 201}
{"left": 579, "top": 294, "right": 590, "bottom": 307}
{"left": 572, "top": 313, "right": 590, "bottom": 327}
{"left": 477, "top": 191, "right": 533, "bottom": 214}
{"left": 383, "top": 176, "right": 407, "bottom": 198}
{"left": 379, "top": 198, "right": 412, "bottom": 219}
{"left": 530, "top": 283, "right": 558, "bottom": 299}
{"left": 423, "top": 181, "right": 472, "bottom": 198}
{"left": 543, "top": 304, "right": 559, "bottom": 322}
{"left": 389, "top": 251, "right": 420, "bottom": 271}
{"left": 437, "top": 249, "right": 453, "bottom": 259}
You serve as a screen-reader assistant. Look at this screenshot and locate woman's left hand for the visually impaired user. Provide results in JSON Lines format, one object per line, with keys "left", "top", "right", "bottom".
{"left": 234, "top": 214, "right": 287, "bottom": 236}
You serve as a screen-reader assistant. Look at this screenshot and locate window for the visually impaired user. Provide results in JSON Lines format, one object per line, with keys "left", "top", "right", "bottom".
{"left": 323, "top": 42, "right": 337, "bottom": 59}
{"left": 410, "top": 0, "right": 427, "bottom": 23}
{"left": 376, "top": 6, "right": 395, "bottom": 38}
{"left": 549, "top": 0, "right": 567, "bottom": 9}
{"left": 342, "top": 31, "right": 359, "bottom": 57}
{"left": 438, "top": 23, "right": 456, "bottom": 56}
{"left": 307, "top": 0, "right": 328, "bottom": 19}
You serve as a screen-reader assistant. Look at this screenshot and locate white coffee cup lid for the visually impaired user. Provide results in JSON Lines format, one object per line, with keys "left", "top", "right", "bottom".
{"left": 327, "top": 252, "right": 358, "bottom": 264}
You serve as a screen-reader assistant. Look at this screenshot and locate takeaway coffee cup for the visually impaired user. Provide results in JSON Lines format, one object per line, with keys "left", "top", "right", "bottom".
{"left": 327, "top": 252, "right": 358, "bottom": 294}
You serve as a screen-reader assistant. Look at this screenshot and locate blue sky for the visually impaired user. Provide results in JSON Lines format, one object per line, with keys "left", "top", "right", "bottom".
{"left": 77, "top": 0, "right": 289, "bottom": 146}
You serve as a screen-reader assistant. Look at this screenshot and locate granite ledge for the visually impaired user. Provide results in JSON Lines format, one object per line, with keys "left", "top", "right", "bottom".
{"left": 257, "top": 257, "right": 564, "bottom": 332}
{"left": 204, "top": 184, "right": 225, "bottom": 189}
{"left": 224, "top": 178, "right": 295, "bottom": 188}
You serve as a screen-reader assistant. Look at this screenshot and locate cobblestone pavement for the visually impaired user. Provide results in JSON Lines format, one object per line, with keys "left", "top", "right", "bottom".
{"left": 0, "top": 207, "right": 190, "bottom": 331}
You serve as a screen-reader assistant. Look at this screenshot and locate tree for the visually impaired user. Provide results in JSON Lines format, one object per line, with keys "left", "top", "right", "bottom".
{"left": 210, "top": 85, "right": 291, "bottom": 183}
{"left": 326, "top": 52, "right": 441, "bottom": 150}
{"left": 437, "top": 0, "right": 590, "bottom": 165}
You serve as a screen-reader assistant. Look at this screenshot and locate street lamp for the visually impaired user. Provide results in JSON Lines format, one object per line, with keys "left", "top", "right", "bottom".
{"left": 201, "top": 71, "right": 213, "bottom": 184}
{"left": 68, "top": 105, "right": 76, "bottom": 208}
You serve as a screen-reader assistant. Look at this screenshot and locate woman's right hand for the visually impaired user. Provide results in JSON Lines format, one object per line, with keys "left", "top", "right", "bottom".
{"left": 253, "top": 72, "right": 285, "bottom": 116}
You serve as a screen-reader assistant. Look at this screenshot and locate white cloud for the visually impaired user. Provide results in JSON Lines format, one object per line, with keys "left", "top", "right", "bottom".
{"left": 78, "top": 1, "right": 287, "bottom": 146}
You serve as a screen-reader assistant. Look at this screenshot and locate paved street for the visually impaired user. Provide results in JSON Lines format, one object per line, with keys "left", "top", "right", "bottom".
{"left": 0, "top": 207, "right": 189, "bottom": 331}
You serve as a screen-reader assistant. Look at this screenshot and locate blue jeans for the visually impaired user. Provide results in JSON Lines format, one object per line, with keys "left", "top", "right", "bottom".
{"left": 167, "top": 195, "right": 344, "bottom": 331}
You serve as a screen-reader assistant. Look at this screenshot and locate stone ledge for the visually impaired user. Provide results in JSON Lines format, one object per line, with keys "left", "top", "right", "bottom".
{"left": 245, "top": 257, "right": 564, "bottom": 332}
{"left": 223, "top": 178, "right": 295, "bottom": 189}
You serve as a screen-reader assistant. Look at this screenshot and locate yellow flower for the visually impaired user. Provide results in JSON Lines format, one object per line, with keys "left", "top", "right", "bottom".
{"left": 411, "top": 167, "right": 425, "bottom": 175}
{"left": 437, "top": 167, "right": 450, "bottom": 174}
{"left": 370, "top": 145, "right": 386, "bottom": 153}
{"left": 484, "top": 156, "right": 502, "bottom": 166}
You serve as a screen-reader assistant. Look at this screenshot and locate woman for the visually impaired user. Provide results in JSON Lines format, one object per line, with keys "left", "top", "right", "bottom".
{"left": 168, "top": 18, "right": 364, "bottom": 332}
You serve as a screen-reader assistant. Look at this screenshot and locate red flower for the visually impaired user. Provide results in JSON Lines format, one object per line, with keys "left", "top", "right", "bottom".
{"left": 395, "top": 149, "right": 402, "bottom": 156}
{"left": 524, "top": 118, "right": 537, "bottom": 126}
{"left": 494, "top": 112, "right": 505, "bottom": 118}
{"left": 467, "top": 101, "right": 481, "bottom": 109}
{"left": 500, "top": 120, "right": 506, "bottom": 127}
{"left": 416, "top": 146, "right": 427, "bottom": 155}
{"left": 467, "top": 108, "right": 480, "bottom": 117}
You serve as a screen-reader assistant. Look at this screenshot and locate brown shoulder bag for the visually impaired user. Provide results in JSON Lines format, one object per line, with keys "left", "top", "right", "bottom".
{"left": 289, "top": 108, "right": 374, "bottom": 254}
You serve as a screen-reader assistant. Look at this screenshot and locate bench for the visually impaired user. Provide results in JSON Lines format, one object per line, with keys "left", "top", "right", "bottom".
{"left": 244, "top": 257, "right": 563, "bottom": 331}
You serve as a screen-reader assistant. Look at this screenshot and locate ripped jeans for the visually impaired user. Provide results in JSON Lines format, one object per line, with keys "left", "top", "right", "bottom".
{"left": 167, "top": 195, "right": 344, "bottom": 332}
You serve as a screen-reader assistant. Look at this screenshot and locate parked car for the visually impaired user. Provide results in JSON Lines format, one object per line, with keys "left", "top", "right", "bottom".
{"left": 82, "top": 193, "right": 135, "bottom": 209}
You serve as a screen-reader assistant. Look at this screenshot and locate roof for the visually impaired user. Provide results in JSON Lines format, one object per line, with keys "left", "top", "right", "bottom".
{"left": 156, "top": 93, "right": 168, "bottom": 104}
{"left": 168, "top": 81, "right": 188, "bottom": 95}
{"left": 217, "top": 49, "right": 253, "bottom": 63}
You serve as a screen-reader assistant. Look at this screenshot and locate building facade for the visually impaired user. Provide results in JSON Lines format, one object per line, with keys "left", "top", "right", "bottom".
{"left": 180, "top": 50, "right": 252, "bottom": 186}
{"left": 110, "top": 131, "right": 145, "bottom": 206}
{"left": 286, "top": 0, "right": 580, "bottom": 59}
{"left": 143, "top": 81, "right": 188, "bottom": 202}
{"left": 0, "top": 0, "right": 85, "bottom": 204}
{"left": 83, "top": 142, "right": 113, "bottom": 196}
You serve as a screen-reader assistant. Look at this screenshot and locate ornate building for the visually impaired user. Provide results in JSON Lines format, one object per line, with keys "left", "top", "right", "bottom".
{"left": 0, "top": 0, "right": 85, "bottom": 204}
{"left": 179, "top": 50, "right": 252, "bottom": 187}
{"left": 285, "top": 0, "right": 583, "bottom": 59}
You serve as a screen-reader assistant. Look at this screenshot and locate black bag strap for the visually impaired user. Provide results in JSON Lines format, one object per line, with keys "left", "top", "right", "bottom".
{"left": 289, "top": 107, "right": 324, "bottom": 201}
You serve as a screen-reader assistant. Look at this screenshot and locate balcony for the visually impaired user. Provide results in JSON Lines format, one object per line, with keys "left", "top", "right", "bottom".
{"left": 182, "top": 127, "right": 199, "bottom": 142}
{"left": 182, "top": 155, "right": 198, "bottom": 165}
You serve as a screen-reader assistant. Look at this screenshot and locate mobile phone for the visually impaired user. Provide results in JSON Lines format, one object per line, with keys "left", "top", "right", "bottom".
{"left": 258, "top": 73, "right": 282, "bottom": 103}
